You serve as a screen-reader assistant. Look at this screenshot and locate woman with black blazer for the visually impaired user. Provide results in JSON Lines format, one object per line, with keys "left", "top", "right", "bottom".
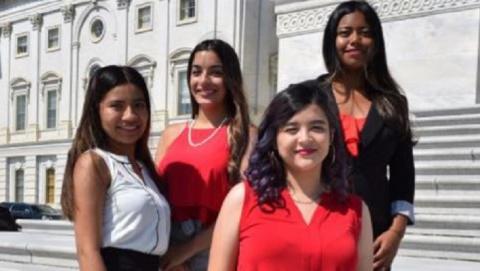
{"left": 317, "top": 1, "right": 415, "bottom": 270}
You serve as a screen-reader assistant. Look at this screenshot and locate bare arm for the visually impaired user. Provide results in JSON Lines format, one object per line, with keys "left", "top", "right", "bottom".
{"left": 163, "top": 185, "right": 244, "bottom": 270}
{"left": 239, "top": 126, "right": 258, "bottom": 176}
{"left": 162, "top": 225, "right": 215, "bottom": 270}
{"left": 358, "top": 202, "right": 373, "bottom": 271}
{"left": 73, "top": 152, "right": 109, "bottom": 271}
{"left": 208, "top": 182, "right": 245, "bottom": 271}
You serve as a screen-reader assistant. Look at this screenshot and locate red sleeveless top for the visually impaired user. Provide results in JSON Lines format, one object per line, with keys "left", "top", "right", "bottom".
{"left": 340, "top": 114, "right": 366, "bottom": 157}
{"left": 157, "top": 124, "right": 230, "bottom": 226}
{"left": 238, "top": 182, "right": 362, "bottom": 271}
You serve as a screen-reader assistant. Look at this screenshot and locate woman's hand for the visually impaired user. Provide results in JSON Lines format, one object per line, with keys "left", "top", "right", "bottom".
{"left": 161, "top": 242, "right": 194, "bottom": 271}
{"left": 373, "top": 229, "right": 402, "bottom": 270}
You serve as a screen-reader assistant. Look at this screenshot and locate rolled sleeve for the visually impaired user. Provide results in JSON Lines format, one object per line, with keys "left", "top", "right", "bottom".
{"left": 391, "top": 200, "right": 415, "bottom": 224}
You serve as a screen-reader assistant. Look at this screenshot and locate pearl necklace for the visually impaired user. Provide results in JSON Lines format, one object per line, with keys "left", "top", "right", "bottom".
{"left": 188, "top": 117, "right": 228, "bottom": 147}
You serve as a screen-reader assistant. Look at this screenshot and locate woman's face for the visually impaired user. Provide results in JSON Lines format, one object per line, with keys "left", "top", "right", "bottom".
{"left": 99, "top": 83, "right": 148, "bottom": 154}
{"left": 335, "top": 11, "right": 374, "bottom": 71}
{"left": 189, "top": 50, "right": 227, "bottom": 110}
{"left": 276, "top": 104, "right": 331, "bottom": 176}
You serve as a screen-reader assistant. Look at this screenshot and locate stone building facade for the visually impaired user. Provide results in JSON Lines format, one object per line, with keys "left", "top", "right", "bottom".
{"left": 0, "top": 0, "right": 278, "bottom": 206}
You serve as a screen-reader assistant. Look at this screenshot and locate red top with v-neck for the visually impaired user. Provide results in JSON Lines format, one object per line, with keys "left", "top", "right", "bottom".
{"left": 237, "top": 182, "right": 362, "bottom": 271}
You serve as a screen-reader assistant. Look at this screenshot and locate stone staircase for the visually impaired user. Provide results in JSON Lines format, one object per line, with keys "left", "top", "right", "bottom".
{"left": 398, "top": 105, "right": 480, "bottom": 261}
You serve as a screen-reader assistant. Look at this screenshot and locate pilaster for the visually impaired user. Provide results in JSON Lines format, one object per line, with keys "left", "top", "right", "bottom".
{"left": 60, "top": 4, "right": 75, "bottom": 139}
{"left": 24, "top": 155, "right": 36, "bottom": 203}
{"left": 0, "top": 23, "right": 12, "bottom": 144}
{"left": 117, "top": 0, "right": 130, "bottom": 63}
{"left": 26, "top": 14, "right": 43, "bottom": 142}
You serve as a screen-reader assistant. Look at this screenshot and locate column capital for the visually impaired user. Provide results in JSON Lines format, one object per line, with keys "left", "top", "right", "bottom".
{"left": 1, "top": 22, "right": 12, "bottom": 38}
{"left": 61, "top": 5, "right": 75, "bottom": 23}
{"left": 117, "top": 0, "right": 131, "bottom": 10}
{"left": 29, "top": 13, "right": 43, "bottom": 31}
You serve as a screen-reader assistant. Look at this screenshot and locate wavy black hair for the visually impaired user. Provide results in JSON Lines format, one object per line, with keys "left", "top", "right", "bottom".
{"left": 323, "top": 0, "right": 413, "bottom": 141}
{"left": 246, "top": 80, "right": 348, "bottom": 207}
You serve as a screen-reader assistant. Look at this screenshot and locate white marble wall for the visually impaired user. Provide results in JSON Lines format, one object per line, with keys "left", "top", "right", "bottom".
{"left": 275, "top": 0, "right": 480, "bottom": 110}
{"left": 0, "top": 0, "right": 277, "bottom": 203}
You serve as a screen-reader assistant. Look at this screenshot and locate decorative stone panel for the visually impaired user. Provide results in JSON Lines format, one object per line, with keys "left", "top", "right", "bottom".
{"left": 277, "top": 0, "right": 480, "bottom": 37}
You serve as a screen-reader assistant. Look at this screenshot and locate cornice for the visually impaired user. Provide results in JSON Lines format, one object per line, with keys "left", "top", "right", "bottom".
{"left": 277, "top": 0, "right": 480, "bottom": 37}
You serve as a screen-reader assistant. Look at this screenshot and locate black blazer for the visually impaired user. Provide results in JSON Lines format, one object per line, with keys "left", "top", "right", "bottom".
{"left": 315, "top": 75, "right": 415, "bottom": 238}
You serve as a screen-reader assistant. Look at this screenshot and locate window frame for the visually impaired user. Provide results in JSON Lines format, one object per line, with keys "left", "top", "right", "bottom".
{"left": 177, "top": 0, "right": 197, "bottom": 25}
{"left": 135, "top": 2, "right": 153, "bottom": 33}
{"left": 46, "top": 90, "right": 57, "bottom": 129}
{"left": 89, "top": 17, "right": 106, "bottom": 43}
{"left": 15, "top": 94, "right": 27, "bottom": 131}
{"left": 15, "top": 32, "right": 29, "bottom": 58}
{"left": 176, "top": 68, "right": 191, "bottom": 116}
{"left": 46, "top": 25, "right": 61, "bottom": 52}
{"left": 15, "top": 168, "right": 24, "bottom": 202}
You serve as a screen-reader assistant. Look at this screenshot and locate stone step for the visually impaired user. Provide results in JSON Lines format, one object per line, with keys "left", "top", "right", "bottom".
{"left": 415, "top": 161, "right": 480, "bottom": 175}
{"left": 413, "top": 214, "right": 480, "bottom": 230}
{"left": 0, "top": 232, "right": 77, "bottom": 268}
{"left": 415, "top": 207, "right": 480, "bottom": 216}
{"left": 413, "top": 124, "right": 480, "bottom": 137}
{"left": 415, "top": 175, "right": 480, "bottom": 191}
{"left": 406, "top": 228, "right": 480, "bottom": 238}
{"left": 0, "top": 261, "right": 77, "bottom": 271}
{"left": 415, "top": 135, "right": 480, "bottom": 149}
{"left": 400, "top": 233, "right": 480, "bottom": 256}
{"left": 17, "top": 219, "right": 73, "bottom": 235}
{"left": 415, "top": 189, "right": 480, "bottom": 197}
{"left": 413, "top": 113, "right": 480, "bottom": 127}
{"left": 413, "top": 147, "right": 480, "bottom": 161}
{"left": 414, "top": 194, "right": 480, "bottom": 208}
{"left": 413, "top": 105, "right": 480, "bottom": 118}
{"left": 398, "top": 248, "right": 480, "bottom": 262}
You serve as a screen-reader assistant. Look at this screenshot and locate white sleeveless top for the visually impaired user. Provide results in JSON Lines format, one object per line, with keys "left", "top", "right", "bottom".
{"left": 93, "top": 148, "right": 170, "bottom": 255}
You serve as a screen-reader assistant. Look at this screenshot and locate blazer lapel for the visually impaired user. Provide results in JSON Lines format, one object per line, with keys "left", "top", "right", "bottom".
{"left": 361, "top": 105, "right": 384, "bottom": 147}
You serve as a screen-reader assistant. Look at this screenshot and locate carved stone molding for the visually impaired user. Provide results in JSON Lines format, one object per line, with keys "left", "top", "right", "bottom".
{"left": 29, "top": 13, "right": 43, "bottom": 31}
{"left": 117, "top": 0, "right": 131, "bottom": 10}
{"left": 277, "top": 0, "right": 480, "bottom": 37}
{"left": 1, "top": 22, "right": 12, "bottom": 38}
{"left": 61, "top": 5, "right": 75, "bottom": 23}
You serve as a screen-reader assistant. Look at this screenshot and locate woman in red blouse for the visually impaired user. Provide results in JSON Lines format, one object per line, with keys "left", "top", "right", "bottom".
{"left": 209, "top": 81, "right": 373, "bottom": 271}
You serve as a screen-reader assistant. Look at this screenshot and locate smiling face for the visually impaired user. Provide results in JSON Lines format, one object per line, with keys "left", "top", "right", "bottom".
{"left": 276, "top": 104, "right": 331, "bottom": 177}
{"left": 189, "top": 50, "right": 227, "bottom": 110}
{"left": 99, "top": 83, "right": 148, "bottom": 155}
{"left": 335, "top": 11, "right": 374, "bottom": 71}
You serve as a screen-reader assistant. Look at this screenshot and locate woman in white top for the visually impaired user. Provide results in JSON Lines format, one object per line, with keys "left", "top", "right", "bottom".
{"left": 61, "top": 65, "right": 170, "bottom": 271}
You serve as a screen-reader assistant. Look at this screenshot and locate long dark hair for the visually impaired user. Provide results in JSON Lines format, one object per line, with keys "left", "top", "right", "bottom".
{"left": 323, "top": 0, "right": 412, "bottom": 140}
{"left": 61, "top": 65, "right": 160, "bottom": 220}
{"left": 246, "top": 80, "right": 348, "bottom": 207}
{"left": 187, "top": 39, "right": 250, "bottom": 184}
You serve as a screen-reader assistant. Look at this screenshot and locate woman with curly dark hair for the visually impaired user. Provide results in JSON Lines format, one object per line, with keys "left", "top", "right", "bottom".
{"left": 208, "top": 80, "right": 373, "bottom": 271}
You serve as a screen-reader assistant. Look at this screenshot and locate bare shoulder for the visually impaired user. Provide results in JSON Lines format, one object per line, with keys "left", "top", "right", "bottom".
{"left": 223, "top": 182, "right": 246, "bottom": 208}
{"left": 164, "top": 122, "right": 186, "bottom": 138}
{"left": 73, "top": 151, "right": 110, "bottom": 186}
{"left": 155, "top": 122, "right": 187, "bottom": 162}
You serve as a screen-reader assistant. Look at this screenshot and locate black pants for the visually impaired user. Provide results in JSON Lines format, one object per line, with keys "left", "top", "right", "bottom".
{"left": 101, "top": 247, "right": 159, "bottom": 271}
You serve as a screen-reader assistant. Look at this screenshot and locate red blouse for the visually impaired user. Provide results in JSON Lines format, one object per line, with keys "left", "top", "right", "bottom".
{"left": 157, "top": 124, "right": 230, "bottom": 226}
{"left": 340, "top": 114, "right": 366, "bottom": 157}
{"left": 237, "top": 182, "right": 362, "bottom": 271}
